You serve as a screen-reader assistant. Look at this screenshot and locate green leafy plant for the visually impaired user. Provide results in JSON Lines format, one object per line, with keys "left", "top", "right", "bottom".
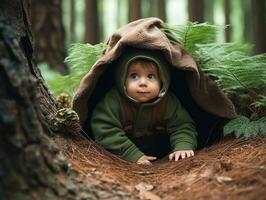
{"left": 224, "top": 115, "right": 266, "bottom": 138}
{"left": 251, "top": 95, "right": 266, "bottom": 108}
{"left": 162, "top": 22, "right": 266, "bottom": 138}
{"left": 48, "top": 43, "right": 107, "bottom": 97}
{"left": 161, "top": 22, "right": 266, "bottom": 106}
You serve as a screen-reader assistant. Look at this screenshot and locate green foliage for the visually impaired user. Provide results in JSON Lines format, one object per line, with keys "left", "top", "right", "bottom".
{"left": 161, "top": 22, "right": 219, "bottom": 55}
{"left": 48, "top": 43, "right": 107, "bottom": 97}
{"left": 196, "top": 43, "right": 266, "bottom": 91}
{"left": 161, "top": 22, "right": 266, "bottom": 108}
{"left": 251, "top": 95, "right": 266, "bottom": 108}
{"left": 224, "top": 115, "right": 266, "bottom": 138}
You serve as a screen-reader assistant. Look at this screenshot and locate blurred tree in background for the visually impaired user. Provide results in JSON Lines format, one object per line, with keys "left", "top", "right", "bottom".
{"left": 188, "top": 0, "right": 204, "bottom": 23}
{"left": 128, "top": 0, "right": 141, "bottom": 22}
{"left": 156, "top": 0, "right": 166, "bottom": 21}
{"left": 84, "top": 0, "right": 100, "bottom": 44}
{"left": 252, "top": 0, "right": 266, "bottom": 54}
{"left": 34, "top": 0, "right": 265, "bottom": 75}
{"left": 224, "top": 0, "right": 231, "bottom": 42}
{"left": 30, "top": 0, "right": 69, "bottom": 75}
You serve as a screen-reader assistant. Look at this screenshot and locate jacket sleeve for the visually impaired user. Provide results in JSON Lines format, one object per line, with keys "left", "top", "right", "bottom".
{"left": 165, "top": 93, "right": 198, "bottom": 151}
{"left": 90, "top": 89, "right": 144, "bottom": 162}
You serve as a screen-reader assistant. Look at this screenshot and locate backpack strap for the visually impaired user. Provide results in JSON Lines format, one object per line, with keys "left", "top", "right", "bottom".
{"left": 154, "top": 96, "right": 168, "bottom": 134}
{"left": 122, "top": 99, "right": 134, "bottom": 133}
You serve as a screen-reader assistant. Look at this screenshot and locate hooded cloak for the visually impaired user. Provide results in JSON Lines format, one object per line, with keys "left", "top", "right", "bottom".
{"left": 72, "top": 17, "right": 237, "bottom": 148}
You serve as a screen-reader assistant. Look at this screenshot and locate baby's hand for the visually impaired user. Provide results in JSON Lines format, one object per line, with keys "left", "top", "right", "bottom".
{"left": 169, "top": 150, "right": 194, "bottom": 161}
{"left": 137, "top": 155, "right": 157, "bottom": 165}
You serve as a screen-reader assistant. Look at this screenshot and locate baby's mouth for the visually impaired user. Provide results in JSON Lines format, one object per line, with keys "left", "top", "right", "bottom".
{"left": 137, "top": 91, "right": 150, "bottom": 94}
{"left": 137, "top": 91, "right": 150, "bottom": 95}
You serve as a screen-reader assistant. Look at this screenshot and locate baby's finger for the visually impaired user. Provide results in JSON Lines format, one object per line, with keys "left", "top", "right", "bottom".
{"left": 169, "top": 153, "right": 174, "bottom": 161}
{"left": 188, "top": 151, "right": 194, "bottom": 157}
{"left": 174, "top": 152, "right": 181, "bottom": 161}
{"left": 186, "top": 152, "right": 192, "bottom": 158}
{"left": 144, "top": 160, "right": 152, "bottom": 165}
{"left": 146, "top": 156, "right": 157, "bottom": 161}
{"left": 181, "top": 152, "right": 186, "bottom": 159}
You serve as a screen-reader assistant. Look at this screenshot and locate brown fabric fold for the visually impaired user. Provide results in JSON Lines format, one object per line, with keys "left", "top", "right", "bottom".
{"left": 72, "top": 17, "right": 237, "bottom": 125}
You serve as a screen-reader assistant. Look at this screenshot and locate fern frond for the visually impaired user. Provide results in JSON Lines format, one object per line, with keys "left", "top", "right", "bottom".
{"left": 47, "top": 43, "right": 107, "bottom": 97}
{"left": 161, "top": 22, "right": 266, "bottom": 96}
{"left": 224, "top": 115, "right": 266, "bottom": 138}
{"left": 195, "top": 43, "right": 266, "bottom": 92}
{"left": 224, "top": 116, "right": 250, "bottom": 137}
{"left": 161, "top": 22, "right": 219, "bottom": 54}
{"left": 251, "top": 95, "right": 266, "bottom": 108}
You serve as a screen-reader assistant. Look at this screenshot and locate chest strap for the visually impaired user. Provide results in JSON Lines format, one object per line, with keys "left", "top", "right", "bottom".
{"left": 122, "top": 96, "right": 169, "bottom": 134}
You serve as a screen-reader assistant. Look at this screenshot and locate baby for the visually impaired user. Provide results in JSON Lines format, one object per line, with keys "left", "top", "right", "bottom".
{"left": 91, "top": 49, "right": 197, "bottom": 165}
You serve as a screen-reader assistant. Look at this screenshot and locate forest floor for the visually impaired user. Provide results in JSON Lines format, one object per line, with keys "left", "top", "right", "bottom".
{"left": 54, "top": 133, "right": 266, "bottom": 200}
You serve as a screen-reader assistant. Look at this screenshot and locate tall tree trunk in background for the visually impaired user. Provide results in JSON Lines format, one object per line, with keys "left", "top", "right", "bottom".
{"left": 70, "top": 0, "right": 76, "bottom": 43}
{"left": 243, "top": 0, "right": 252, "bottom": 43}
{"left": 142, "top": 0, "right": 155, "bottom": 18}
{"left": 30, "top": 0, "right": 69, "bottom": 75}
{"left": 84, "top": 0, "right": 100, "bottom": 44}
{"left": 224, "top": 0, "right": 231, "bottom": 42}
{"left": 205, "top": 0, "right": 214, "bottom": 24}
{"left": 188, "top": 0, "right": 204, "bottom": 23}
{"left": 128, "top": 0, "right": 141, "bottom": 22}
{"left": 156, "top": 0, "right": 166, "bottom": 22}
{"left": 252, "top": 0, "right": 266, "bottom": 54}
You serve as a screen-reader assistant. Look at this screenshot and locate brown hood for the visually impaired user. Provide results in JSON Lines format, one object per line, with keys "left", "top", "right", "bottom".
{"left": 72, "top": 17, "right": 237, "bottom": 125}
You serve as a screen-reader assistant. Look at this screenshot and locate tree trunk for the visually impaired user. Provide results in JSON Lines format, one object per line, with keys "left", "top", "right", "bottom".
{"left": 70, "top": 0, "right": 76, "bottom": 43}
{"left": 205, "top": 0, "right": 214, "bottom": 24}
{"left": 84, "top": 0, "right": 100, "bottom": 44}
{"left": 224, "top": 0, "right": 231, "bottom": 42}
{"left": 128, "top": 0, "right": 141, "bottom": 22}
{"left": 243, "top": 0, "right": 252, "bottom": 43}
{"left": 188, "top": 0, "right": 205, "bottom": 23}
{"left": 30, "top": 0, "right": 69, "bottom": 75}
{"left": 156, "top": 0, "right": 166, "bottom": 22}
{"left": 0, "top": 1, "right": 132, "bottom": 199}
{"left": 252, "top": 0, "right": 266, "bottom": 54}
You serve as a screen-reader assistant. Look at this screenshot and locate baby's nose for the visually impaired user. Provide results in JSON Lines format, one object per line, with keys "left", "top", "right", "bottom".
{"left": 139, "top": 77, "right": 147, "bottom": 85}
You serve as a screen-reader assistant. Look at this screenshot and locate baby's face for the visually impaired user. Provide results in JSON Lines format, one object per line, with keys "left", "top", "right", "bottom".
{"left": 125, "top": 63, "right": 161, "bottom": 103}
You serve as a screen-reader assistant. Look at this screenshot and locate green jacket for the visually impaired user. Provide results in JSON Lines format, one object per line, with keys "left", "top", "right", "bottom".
{"left": 91, "top": 49, "right": 197, "bottom": 162}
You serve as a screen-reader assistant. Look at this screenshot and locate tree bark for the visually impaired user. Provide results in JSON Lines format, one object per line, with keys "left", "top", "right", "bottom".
{"left": 243, "top": 0, "right": 252, "bottom": 43}
{"left": 70, "top": 0, "right": 76, "bottom": 43}
{"left": 156, "top": 0, "right": 166, "bottom": 22}
{"left": 252, "top": 0, "right": 266, "bottom": 54}
{"left": 0, "top": 1, "right": 133, "bottom": 199}
{"left": 128, "top": 0, "right": 141, "bottom": 22}
{"left": 84, "top": 0, "right": 100, "bottom": 44}
{"left": 188, "top": 0, "right": 205, "bottom": 23}
{"left": 30, "top": 0, "right": 69, "bottom": 75}
{"left": 205, "top": 0, "right": 214, "bottom": 24}
{"left": 224, "top": 0, "right": 231, "bottom": 42}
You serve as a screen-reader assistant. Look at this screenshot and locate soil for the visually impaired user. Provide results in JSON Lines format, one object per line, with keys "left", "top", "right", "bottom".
{"left": 54, "top": 133, "right": 266, "bottom": 200}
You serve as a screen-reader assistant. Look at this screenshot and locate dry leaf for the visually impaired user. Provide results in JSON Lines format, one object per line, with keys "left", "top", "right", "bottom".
{"left": 139, "top": 190, "right": 161, "bottom": 200}
{"left": 135, "top": 182, "right": 154, "bottom": 191}
{"left": 216, "top": 176, "right": 233, "bottom": 183}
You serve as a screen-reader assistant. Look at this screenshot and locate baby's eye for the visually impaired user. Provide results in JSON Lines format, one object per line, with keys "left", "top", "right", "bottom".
{"left": 147, "top": 74, "right": 156, "bottom": 80}
{"left": 129, "top": 73, "right": 139, "bottom": 79}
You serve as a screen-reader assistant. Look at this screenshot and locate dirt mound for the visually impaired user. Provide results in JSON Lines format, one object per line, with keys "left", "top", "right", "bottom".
{"left": 54, "top": 134, "right": 266, "bottom": 200}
